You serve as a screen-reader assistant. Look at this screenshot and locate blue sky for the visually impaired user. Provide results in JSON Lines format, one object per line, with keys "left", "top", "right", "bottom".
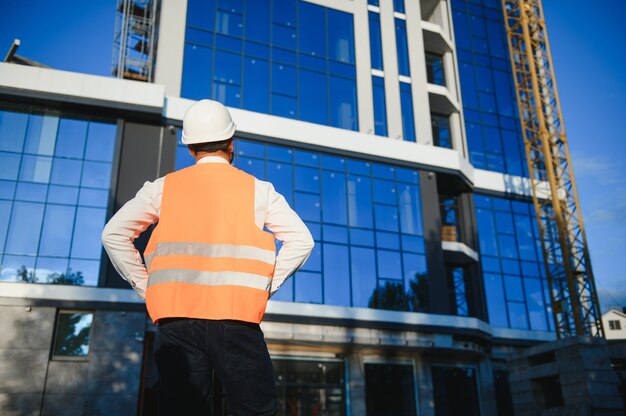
{"left": 1, "top": 1, "right": 624, "bottom": 311}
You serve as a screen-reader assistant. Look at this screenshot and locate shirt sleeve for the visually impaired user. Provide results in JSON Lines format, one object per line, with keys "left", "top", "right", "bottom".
{"left": 101, "top": 178, "right": 163, "bottom": 299}
{"left": 263, "top": 183, "right": 315, "bottom": 297}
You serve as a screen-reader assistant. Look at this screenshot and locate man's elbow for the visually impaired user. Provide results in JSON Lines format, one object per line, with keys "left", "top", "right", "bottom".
{"left": 101, "top": 222, "right": 115, "bottom": 251}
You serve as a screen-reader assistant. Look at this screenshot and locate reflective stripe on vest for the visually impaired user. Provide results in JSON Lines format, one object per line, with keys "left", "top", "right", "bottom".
{"left": 144, "top": 163, "right": 276, "bottom": 324}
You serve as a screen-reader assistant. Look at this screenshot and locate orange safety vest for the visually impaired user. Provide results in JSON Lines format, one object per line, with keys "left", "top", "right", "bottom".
{"left": 143, "top": 163, "right": 276, "bottom": 324}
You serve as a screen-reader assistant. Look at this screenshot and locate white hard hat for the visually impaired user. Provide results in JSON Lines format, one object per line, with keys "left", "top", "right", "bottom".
{"left": 181, "top": 99, "right": 236, "bottom": 144}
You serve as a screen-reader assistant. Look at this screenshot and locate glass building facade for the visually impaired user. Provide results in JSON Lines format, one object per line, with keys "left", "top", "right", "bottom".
{"left": 182, "top": 0, "right": 358, "bottom": 131}
{"left": 451, "top": 0, "right": 528, "bottom": 177}
{"left": 475, "top": 194, "right": 553, "bottom": 331}
{"left": 0, "top": 105, "right": 116, "bottom": 287}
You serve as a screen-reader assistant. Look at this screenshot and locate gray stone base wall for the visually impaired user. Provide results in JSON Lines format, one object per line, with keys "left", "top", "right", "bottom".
{"left": 0, "top": 305, "right": 146, "bottom": 416}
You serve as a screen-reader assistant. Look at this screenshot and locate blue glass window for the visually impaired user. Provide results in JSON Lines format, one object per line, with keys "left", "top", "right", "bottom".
{"left": 329, "top": 76, "right": 357, "bottom": 131}
{"left": 451, "top": 0, "right": 528, "bottom": 177}
{"left": 368, "top": 12, "right": 383, "bottom": 71}
{"left": 0, "top": 108, "right": 116, "bottom": 286}
{"left": 182, "top": 0, "right": 358, "bottom": 131}
{"left": 432, "top": 114, "right": 451, "bottom": 149}
{"left": 476, "top": 194, "right": 551, "bottom": 330}
{"left": 372, "top": 76, "right": 387, "bottom": 136}
{"left": 243, "top": 58, "right": 270, "bottom": 112}
{"left": 395, "top": 19, "right": 410, "bottom": 76}
{"left": 394, "top": 0, "right": 405, "bottom": 13}
{"left": 399, "top": 83, "right": 416, "bottom": 142}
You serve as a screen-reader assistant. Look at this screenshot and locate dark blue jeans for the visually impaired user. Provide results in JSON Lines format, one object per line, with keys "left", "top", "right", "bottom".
{"left": 154, "top": 318, "right": 277, "bottom": 416}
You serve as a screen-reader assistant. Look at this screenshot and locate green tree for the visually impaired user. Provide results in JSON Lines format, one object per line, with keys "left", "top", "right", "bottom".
{"left": 47, "top": 269, "right": 84, "bottom": 286}
{"left": 53, "top": 313, "right": 92, "bottom": 356}
{"left": 369, "top": 281, "right": 408, "bottom": 311}
{"left": 407, "top": 273, "right": 429, "bottom": 313}
{"left": 15, "top": 265, "right": 37, "bottom": 283}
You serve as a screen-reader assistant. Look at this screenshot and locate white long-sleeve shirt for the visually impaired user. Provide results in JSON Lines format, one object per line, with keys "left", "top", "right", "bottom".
{"left": 101, "top": 156, "right": 314, "bottom": 299}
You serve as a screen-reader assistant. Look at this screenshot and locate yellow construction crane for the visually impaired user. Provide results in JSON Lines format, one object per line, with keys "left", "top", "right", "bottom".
{"left": 501, "top": 0, "right": 604, "bottom": 338}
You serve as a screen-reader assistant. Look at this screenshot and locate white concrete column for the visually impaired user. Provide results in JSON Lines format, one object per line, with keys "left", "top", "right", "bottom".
{"left": 154, "top": 0, "right": 188, "bottom": 97}
{"left": 379, "top": 0, "right": 403, "bottom": 140}
{"left": 405, "top": 0, "right": 434, "bottom": 146}
{"left": 353, "top": 0, "right": 376, "bottom": 135}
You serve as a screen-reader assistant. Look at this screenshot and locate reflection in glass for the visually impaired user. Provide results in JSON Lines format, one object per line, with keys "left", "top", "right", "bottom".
{"left": 273, "top": 358, "right": 346, "bottom": 416}
{"left": 323, "top": 243, "right": 350, "bottom": 306}
{"left": 52, "top": 311, "right": 93, "bottom": 357}
{"left": 0, "top": 108, "right": 116, "bottom": 287}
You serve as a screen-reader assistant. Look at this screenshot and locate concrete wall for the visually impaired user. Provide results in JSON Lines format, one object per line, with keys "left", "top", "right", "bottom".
{"left": 0, "top": 305, "right": 145, "bottom": 416}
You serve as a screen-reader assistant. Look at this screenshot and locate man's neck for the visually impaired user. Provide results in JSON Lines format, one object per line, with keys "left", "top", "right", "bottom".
{"left": 194, "top": 151, "right": 231, "bottom": 163}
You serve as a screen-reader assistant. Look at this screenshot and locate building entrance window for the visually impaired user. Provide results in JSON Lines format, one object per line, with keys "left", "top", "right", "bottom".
{"left": 431, "top": 365, "right": 481, "bottom": 416}
{"left": 273, "top": 357, "right": 346, "bottom": 416}
{"left": 365, "top": 362, "right": 417, "bottom": 416}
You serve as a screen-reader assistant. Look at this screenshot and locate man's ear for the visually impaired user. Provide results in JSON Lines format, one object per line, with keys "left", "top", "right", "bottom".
{"left": 228, "top": 140, "right": 234, "bottom": 153}
{"left": 187, "top": 145, "right": 195, "bottom": 158}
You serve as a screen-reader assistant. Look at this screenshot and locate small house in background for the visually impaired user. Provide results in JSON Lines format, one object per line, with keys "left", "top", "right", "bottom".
{"left": 603, "top": 307, "right": 626, "bottom": 341}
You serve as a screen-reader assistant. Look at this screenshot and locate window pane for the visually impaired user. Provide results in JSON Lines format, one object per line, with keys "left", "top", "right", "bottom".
{"left": 0, "top": 200, "right": 11, "bottom": 253}
{"left": 323, "top": 243, "right": 350, "bottom": 306}
{"left": 301, "top": 243, "right": 321, "bottom": 272}
{"left": 244, "top": 0, "right": 270, "bottom": 43}
{"left": 504, "top": 274, "right": 524, "bottom": 302}
{"left": 39, "top": 205, "right": 75, "bottom": 257}
{"left": 71, "top": 207, "right": 106, "bottom": 259}
{"left": 351, "top": 247, "right": 376, "bottom": 308}
{"left": 398, "top": 183, "right": 422, "bottom": 235}
{"left": 377, "top": 250, "right": 402, "bottom": 279}
{"left": 295, "top": 166, "right": 319, "bottom": 193}
{"left": 295, "top": 272, "right": 322, "bottom": 303}
{"left": 187, "top": 0, "right": 215, "bottom": 31}
{"left": 508, "top": 302, "right": 529, "bottom": 329}
{"left": 0, "top": 152, "right": 21, "bottom": 180}
{"left": 329, "top": 76, "right": 358, "bottom": 131}
{"left": 20, "top": 155, "right": 52, "bottom": 183}
{"left": 55, "top": 119, "right": 87, "bottom": 159}
{"left": 327, "top": 9, "right": 354, "bottom": 64}
{"left": 81, "top": 161, "right": 112, "bottom": 189}
{"left": 376, "top": 231, "right": 400, "bottom": 250}
{"left": 53, "top": 312, "right": 93, "bottom": 357}
{"left": 299, "top": 69, "right": 328, "bottom": 125}
{"left": 182, "top": 44, "right": 213, "bottom": 100}
{"left": 484, "top": 273, "right": 508, "bottom": 327}
{"left": 525, "top": 278, "right": 548, "bottom": 330}
{"left": 50, "top": 158, "right": 81, "bottom": 186}
{"left": 5, "top": 201, "right": 45, "bottom": 255}
{"left": 374, "top": 204, "right": 398, "bottom": 232}
{"left": 321, "top": 171, "right": 347, "bottom": 225}
{"left": 243, "top": 58, "right": 270, "bottom": 113}
{"left": 395, "top": 19, "right": 410, "bottom": 76}
{"left": 237, "top": 156, "right": 265, "bottom": 179}
{"left": 347, "top": 175, "right": 373, "bottom": 229}
{"left": 24, "top": 114, "right": 58, "bottom": 156}
{"left": 267, "top": 162, "right": 293, "bottom": 205}
{"left": 299, "top": 1, "right": 326, "bottom": 57}
{"left": 294, "top": 192, "right": 320, "bottom": 222}
{"left": 0, "top": 110, "right": 28, "bottom": 152}
{"left": 350, "top": 228, "right": 374, "bottom": 247}
{"left": 85, "top": 122, "right": 116, "bottom": 162}
{"left": 369, "top": 12, "right": 383, "bottom": 70}
{"left": 216, "top": 9, "right": 242, "bottom": 37}
{"left": 372, "top": 76, "right": 387, "bottom": 136}
{"left": 400, "top": 83, "right": 415, "bottom": 141}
